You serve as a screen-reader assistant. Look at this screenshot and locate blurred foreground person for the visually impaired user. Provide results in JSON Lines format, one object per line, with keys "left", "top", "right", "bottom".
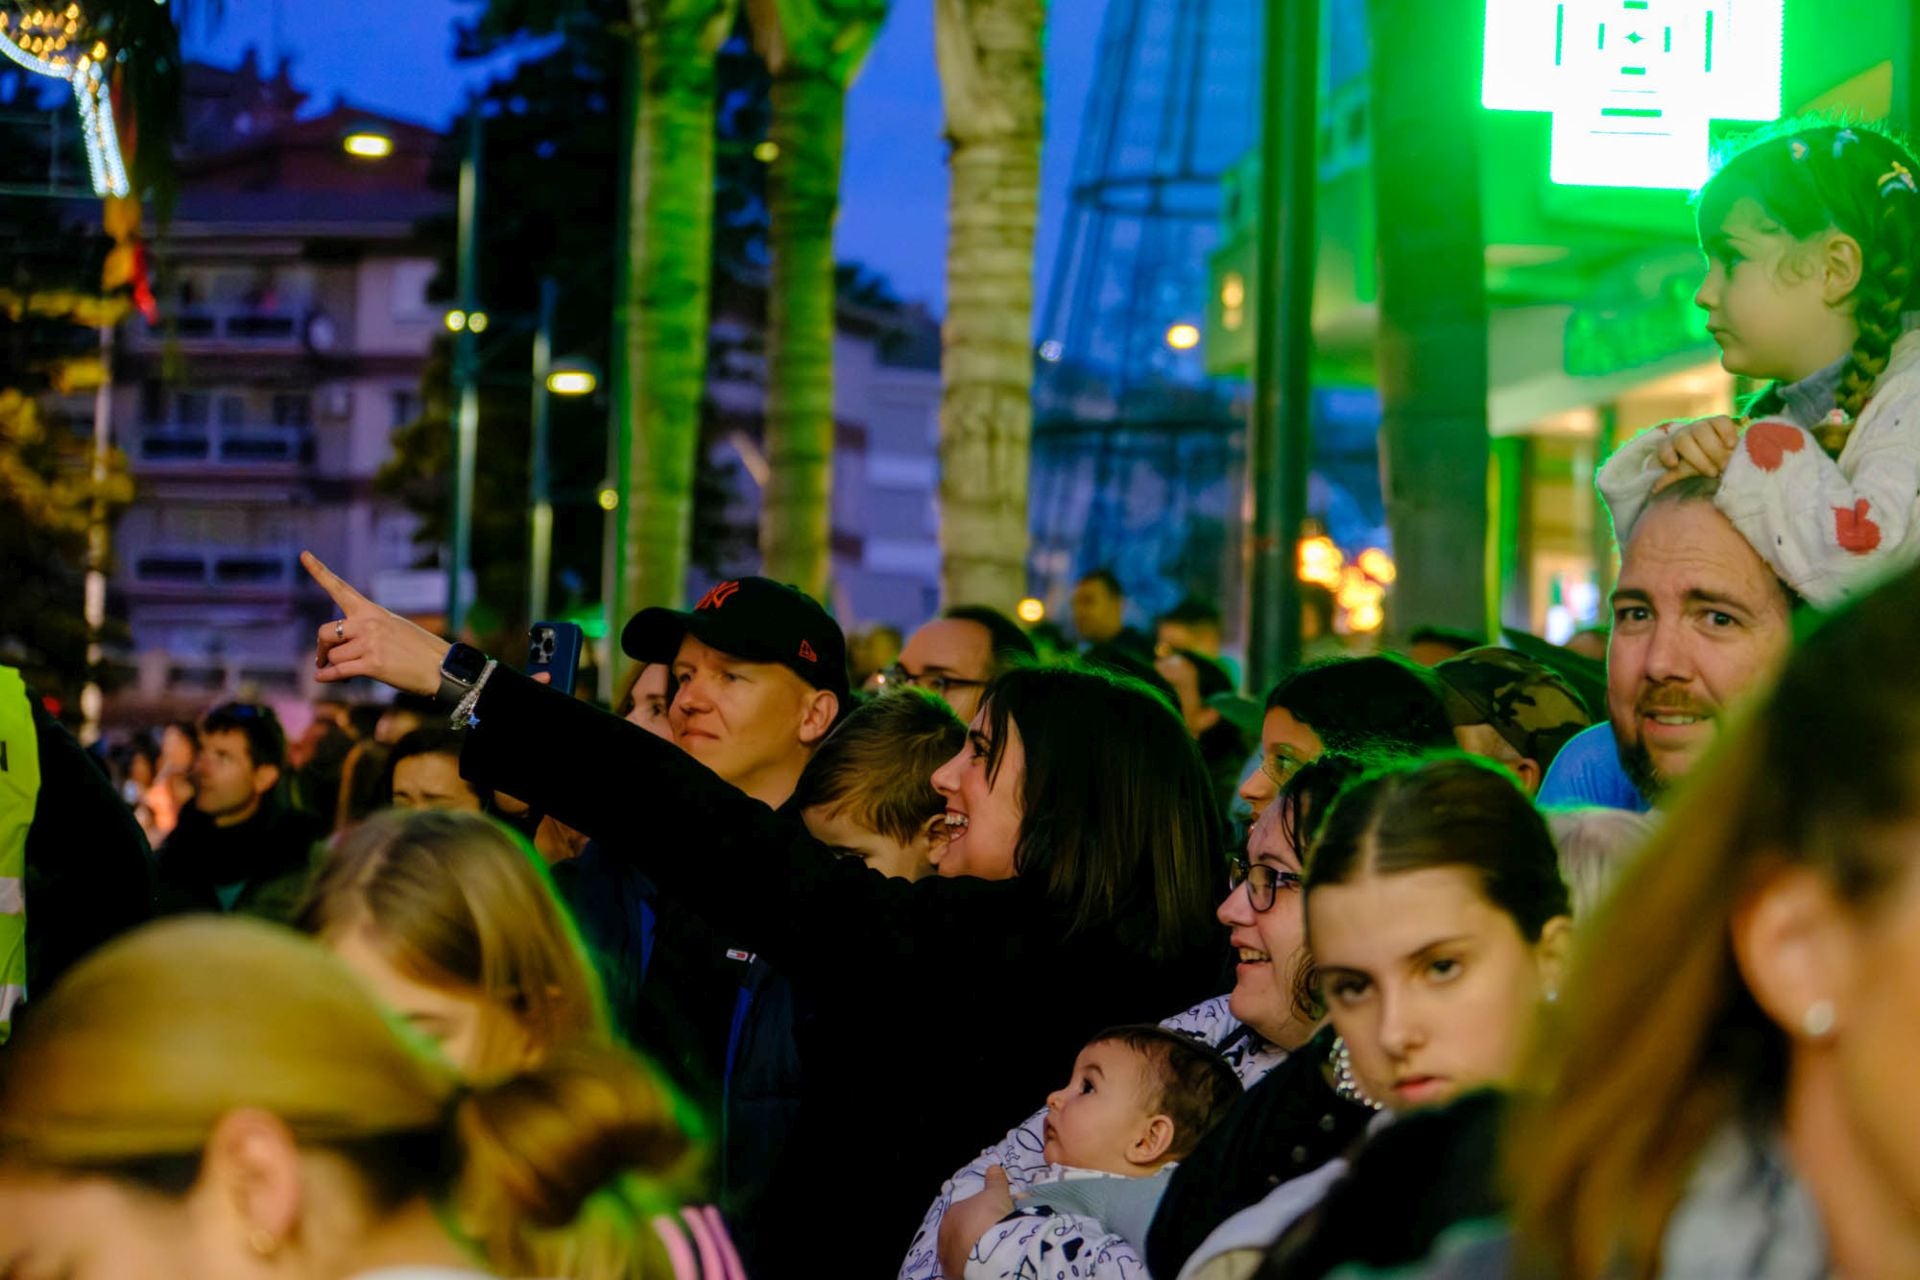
{"left": 0, "top": 916, "right": 717, "bottom": 1280}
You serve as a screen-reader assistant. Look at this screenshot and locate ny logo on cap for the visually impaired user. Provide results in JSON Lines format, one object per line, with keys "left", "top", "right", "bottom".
{"left": 696, "top": 581, "right": 742, "bottom": 611}
{"left": 798, "top": 640, "right": 818, "bottom": 663}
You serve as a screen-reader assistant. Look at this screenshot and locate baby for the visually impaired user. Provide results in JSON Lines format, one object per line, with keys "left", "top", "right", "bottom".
{"left": 1013, "top": 1025, "right": 1242, "bottom": 1244}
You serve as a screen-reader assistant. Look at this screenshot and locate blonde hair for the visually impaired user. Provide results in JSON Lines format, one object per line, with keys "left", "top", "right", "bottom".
{"left": 0, "top": 917, "right": 699, "bottom": 1280}
{"left": 1510, "top": 565, "right": 1920, "bottom": 1278}
{"left": 295, "top": 808, "right": 607, "bottom": 1079}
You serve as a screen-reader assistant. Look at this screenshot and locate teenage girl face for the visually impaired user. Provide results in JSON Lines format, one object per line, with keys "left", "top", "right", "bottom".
{"left": 1696, "top": 197, "right": 1858, "bottom": 384}
{"left": 927, "top": 704, "right": 1025, "bottom": 880}
{"left": 1308, "top": 865, "right": 1568, "bottom": 1111}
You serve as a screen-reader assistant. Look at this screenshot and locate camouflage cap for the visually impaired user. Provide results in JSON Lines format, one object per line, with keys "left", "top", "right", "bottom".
{"left": 1434, "top": 646, "right": 1592, "bottom": 770}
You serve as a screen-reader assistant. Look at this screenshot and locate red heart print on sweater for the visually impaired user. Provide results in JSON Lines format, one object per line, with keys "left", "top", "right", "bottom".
{"left": 1743, "top": 420, "right": 1806, "bottom": 472}
{"left": 1834, "top": 500, "right": 1882, "bottom": 555}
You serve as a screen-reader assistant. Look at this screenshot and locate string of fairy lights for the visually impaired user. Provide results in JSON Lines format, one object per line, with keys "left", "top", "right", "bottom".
{"left": 0, "top": 3, "right": 129, "bottom": 197}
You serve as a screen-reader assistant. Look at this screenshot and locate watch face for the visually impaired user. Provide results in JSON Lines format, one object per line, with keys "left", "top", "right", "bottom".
{"left": 443, "top": 644, "right": 488, "bottom": 684}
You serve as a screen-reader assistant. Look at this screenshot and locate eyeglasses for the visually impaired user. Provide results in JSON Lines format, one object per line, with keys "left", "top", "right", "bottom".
{"left": 1259, "top": 751, "right": 1307, "bottom": 789}
{"left": 1228, "top": 857, "right": 1303, "bottom": 912}
{"left": 879, "top": 663, "right": 989, "bottom": 699}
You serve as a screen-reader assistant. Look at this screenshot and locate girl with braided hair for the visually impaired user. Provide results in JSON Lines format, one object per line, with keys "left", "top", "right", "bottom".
{"left": 1599, "top": 118, "right": 1920, "bottom": 607}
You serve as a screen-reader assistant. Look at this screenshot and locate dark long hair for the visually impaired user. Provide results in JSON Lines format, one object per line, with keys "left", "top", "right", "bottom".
{"left": 1511, "top": 561, "right": 1920, "bottom": 1280}
{"left": 979, "top": 663, "right": 1221, "bottom": 960}
{"left": 1698, "top": 118, "right": 1920, "bottom": 431}
{"left": 1304, "top": 755, "right": 1569, "bottom": 944}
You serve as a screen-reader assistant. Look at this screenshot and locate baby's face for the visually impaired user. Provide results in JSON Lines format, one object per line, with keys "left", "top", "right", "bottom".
{"left": 1041, "top": 1041, "right": 1162, "bottom": 1176}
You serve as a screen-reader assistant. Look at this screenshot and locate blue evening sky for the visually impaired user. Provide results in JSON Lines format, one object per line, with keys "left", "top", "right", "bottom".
{"left": 184, "top": 0, "right": 1106, "bottom": 314}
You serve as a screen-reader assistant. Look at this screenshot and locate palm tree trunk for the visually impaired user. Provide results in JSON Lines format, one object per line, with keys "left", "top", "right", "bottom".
{"left": 1369, "top": 0, "right": 1489, "bottom": 636}
{"left": 757, "top": 69, "right": 845, "bottom": 599}
{"left": 936, "top": 0, "right": 1045, "bottom": 612}
{"left": 614, "top": 0, "right": 737, "bottom": 623}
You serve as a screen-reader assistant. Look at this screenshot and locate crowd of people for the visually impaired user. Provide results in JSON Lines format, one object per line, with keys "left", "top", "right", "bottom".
{"left": 4, "top": 114, "right": 1920, "bottom": 1279}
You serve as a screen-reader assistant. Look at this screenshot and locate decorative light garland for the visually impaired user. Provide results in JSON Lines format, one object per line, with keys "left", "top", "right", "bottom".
{"left": 0, "top": 4, "right": 130, "bottom": 197}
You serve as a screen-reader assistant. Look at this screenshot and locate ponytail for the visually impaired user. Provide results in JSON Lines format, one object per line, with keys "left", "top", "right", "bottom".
{"left": 1833, "top": 180, "right": 1919, "bottom": 431}
{"left": 454, "top": 1042, "right": 705, "bottom": 1280}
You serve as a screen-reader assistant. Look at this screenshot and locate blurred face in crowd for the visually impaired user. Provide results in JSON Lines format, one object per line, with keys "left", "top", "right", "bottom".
{"left": 802, "top": 804, "right": 943, "bottom": 882}
{"left": 623, "top": 663, "right": 674, "bottom": 741}
{"left": 1238, "top": 706, "right": 1323, "bottom": 817}
{"left": 1608, "top": 499, "right": 1793, "bottom": 800}
{"left": 192, "top": 729, "right": 277, "bottom": 828}
{"left": 391, "top": 752, "right": 485, "bottom": 813}
{"left": 159, "top": 724, "right": 196, "bottom": 770}
{"left": 894, "top": 618, "right": 997, "bottom": 722}
{"left": 1042, "top": 1040, "right": 1171, "bottom": 1175}
{"left": 1218, "top": 800, "right": 1312, "bottom": 1048}
{"left": 375, "top": 706, "right": 427, "bottom": 746}
{"left": 1309, "top": 866, "right": 1569, "bottom": 1111}
{"left": 1071, "top": 578, "right": 1125, "bottom": 645}
{"left": 669, "top": 634, "right": 837, "bottom": 806}
{"left": 1157, "top": 618, "right": 1221, "bottom": 658}
{"left": 327, "top": 921, "right": 526, "bottom": 1078}
{"left": 928, "top": 704, "right": 1025, "bottom": 880}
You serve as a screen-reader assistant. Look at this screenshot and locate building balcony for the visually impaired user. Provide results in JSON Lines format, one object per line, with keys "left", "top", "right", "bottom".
{"left": 124, "top": 550, "right": 302, "bottom": 601}
{"left": 131, "top": 423, "right": 314, "bottom": 475}
{"left": 134, "top": 305, "right": 308, "bottom": 351}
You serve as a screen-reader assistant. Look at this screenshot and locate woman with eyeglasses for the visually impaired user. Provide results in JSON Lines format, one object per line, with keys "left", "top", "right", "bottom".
{"left": 295, "top": 553, "right": 1227, "bottom": 1280}
{"left": 913, "top": 756, "right": 1381, "bottom": 1280}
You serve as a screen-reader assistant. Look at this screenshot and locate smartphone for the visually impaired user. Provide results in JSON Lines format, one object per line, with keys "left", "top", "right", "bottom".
{"left": 528, "top": 621, "right": 585, "bottom": 695}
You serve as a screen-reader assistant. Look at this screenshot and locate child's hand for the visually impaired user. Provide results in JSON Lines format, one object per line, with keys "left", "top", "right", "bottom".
{"left": 1652, "top": 415, "right": 1743, "bottom": 492}
{"left": 939, "top": 1164, "right": 1016, "bottom": 1277}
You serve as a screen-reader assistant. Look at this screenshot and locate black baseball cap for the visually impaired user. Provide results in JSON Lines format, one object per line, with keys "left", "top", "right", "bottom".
{"left": 622, "top": 577, "right": 850, "bottom": 703}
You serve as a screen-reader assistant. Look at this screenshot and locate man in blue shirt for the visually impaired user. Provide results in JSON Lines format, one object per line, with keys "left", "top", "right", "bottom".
{"left": 1540, "top": 477, "right": 1796, "bottom": 811}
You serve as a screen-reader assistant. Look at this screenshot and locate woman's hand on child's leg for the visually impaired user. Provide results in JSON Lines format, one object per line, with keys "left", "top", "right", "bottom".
{"left": 1653, "top": 415, "right": 1744, "bottom": 492}
{"left": 938, "top": 1164, "right": 1016, "bottom": 1277}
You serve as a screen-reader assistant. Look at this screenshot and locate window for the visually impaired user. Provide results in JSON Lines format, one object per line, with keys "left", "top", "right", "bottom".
{"left": 271, "top": 394, "right": 312, "bottom": 428}
{"left": 391, "top": 389, "right": 422, "bottom": 428}
{"left": 218, "top": 394, "right": 247, "bottom": 427}
{"left": 173, "top": 392, "right": 209, "bottom": 427}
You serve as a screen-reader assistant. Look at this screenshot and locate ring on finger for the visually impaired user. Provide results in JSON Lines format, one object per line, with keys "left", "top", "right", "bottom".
{"left": 334, "top": 619, "right": 345, "bottom": 642}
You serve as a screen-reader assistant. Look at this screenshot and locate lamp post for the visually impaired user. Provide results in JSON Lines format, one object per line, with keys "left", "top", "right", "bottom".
{"left": 527, "top": 278, "right": 599, "bottom": 623}
{"left": 449, "top": 109, "right": 483, "bottom": 638}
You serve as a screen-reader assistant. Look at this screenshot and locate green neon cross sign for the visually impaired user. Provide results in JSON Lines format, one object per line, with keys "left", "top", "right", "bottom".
{"left": 1483, "top": 0, "right": 1783, "bottom": 189}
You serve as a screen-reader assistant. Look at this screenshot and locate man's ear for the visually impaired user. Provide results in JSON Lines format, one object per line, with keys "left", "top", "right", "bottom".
{"left": 1514, "top": 757, "right": 1543, "bottom": 796}
{"left": 1128, "top": 1114, "right": 1177, "bottom": 1167}
{"left": 251, "top": 762, "right": 282, "bottom": 800}
{"left": 1820, "top": 230, "right": 1866, "bottom": 308}
{"left": 1730, "top": 864, "right": 1857, "bottom": 1044}
{"left": 798, "top": 690, "right": 839, "bottom": 747}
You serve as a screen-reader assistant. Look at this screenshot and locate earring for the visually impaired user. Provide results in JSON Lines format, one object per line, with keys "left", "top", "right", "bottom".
{"left": 248, "top": 1228, "right": 279, "bottom": 1257}
{"left": 1802, "top": 1000, "right": 1837, "bottom": 1040}
{"left": 1330, "top": 1036, "right": 1383, "bottom": 1112}
{"left": 1544, "top": 988, "right": 1559, "bottom": 1004}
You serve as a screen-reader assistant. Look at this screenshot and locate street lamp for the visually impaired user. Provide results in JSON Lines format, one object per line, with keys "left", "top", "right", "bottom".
{"left": 545, "top": 363, "right": 598, "bottom": 397}
{"left": 1165, "top": 322, "right": 1202, "bottom": 351}
{"left": 341, "top": 125, "right": 394, "bottom": 159}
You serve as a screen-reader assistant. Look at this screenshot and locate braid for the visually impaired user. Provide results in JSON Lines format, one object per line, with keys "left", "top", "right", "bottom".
{"left": 1832, "top": 194, "right": 1911, "bottom": 435}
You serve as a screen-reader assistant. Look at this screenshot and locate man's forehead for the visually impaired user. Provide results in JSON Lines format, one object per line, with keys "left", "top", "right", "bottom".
{"left": 1619, "top": 502, "right": 1783, "bottom": 606}
{"left": 904, "top": 617, "right": 991, "bottom": 666}
{"left": 673, "top": 633, "right": 777, "bottom": 671}
{"left": 1246, "top": 799, "right": 1292, "bottom": 859}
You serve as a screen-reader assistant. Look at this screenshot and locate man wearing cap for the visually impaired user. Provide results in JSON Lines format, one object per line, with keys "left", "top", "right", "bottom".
{"left": 1435, "top": 648, "right": 1592, "bottom": 796}
{"left": 623, "top": 577, "right": 848, "bottom": 808}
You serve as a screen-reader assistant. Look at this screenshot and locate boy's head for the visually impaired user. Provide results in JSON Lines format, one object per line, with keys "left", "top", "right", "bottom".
{"left": 1042, "top": 1025, "right": 1242, "bottom": 1177}
{"left": 792, "top": 688, "right": 966, "bottom": 881}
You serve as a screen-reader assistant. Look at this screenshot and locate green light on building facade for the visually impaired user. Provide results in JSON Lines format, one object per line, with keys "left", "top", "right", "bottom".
{"left": 1483, "top": 0, "right": 1782, "bottom": 189}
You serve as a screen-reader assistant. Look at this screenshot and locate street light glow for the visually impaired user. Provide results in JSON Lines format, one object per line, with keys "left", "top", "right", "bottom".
{"left": 1016, "top": 597, "right": 1046, "bottom": 624}
{"left": 444, "top": 310, "right": 467, "bottom": 332}
{"left": 596, "top": 488, "right": 620, "bottom": 512}
{"left": 467, "top": 311, "right": 490, "bottom": 334}
{"left": 342, "top": 130, "right": 394, "bottom": 160}
{"left": 547, "top": 369, "right": 598, "bottom": 396}
{"left": 1165, "top": 322, "right": 1201, "bottom": 351}
{"left": 754, "top": 141, "right": 780, "bottom": 163}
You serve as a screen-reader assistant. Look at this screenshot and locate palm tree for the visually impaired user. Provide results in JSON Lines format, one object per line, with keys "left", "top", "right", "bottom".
{"left": 934, "top": 0, "right": 1045, "bottom": 612}
{"left": 1369, "top": 0, "right": 1490, "bottom": 635}
{"left": 748, "top": 0, "right": 889, "bottom": 600}
{"left": 612, "top": 0, "right": 740, "bottom": 623}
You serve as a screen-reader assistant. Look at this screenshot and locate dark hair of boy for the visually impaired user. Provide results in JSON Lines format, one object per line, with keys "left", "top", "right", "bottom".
{"left": 788, "top": 688, "right": 967, "bottom": 844}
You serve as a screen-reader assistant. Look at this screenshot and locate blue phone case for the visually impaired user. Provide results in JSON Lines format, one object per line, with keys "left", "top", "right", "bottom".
{"left": 528, "top": 621, "right": 585, "bottom": 695}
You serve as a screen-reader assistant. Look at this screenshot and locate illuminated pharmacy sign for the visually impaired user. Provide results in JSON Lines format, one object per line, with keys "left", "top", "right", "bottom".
{"left": 1483, "top": 0, "right": 1783, "bottom": 189}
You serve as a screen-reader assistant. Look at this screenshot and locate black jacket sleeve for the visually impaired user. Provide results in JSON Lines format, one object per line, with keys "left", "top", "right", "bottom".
{"left": 459, "top": 665, "right": 1015, "bottom": 981}
{"left": 24, "top": 701, "right": 155, "bottom": 993}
